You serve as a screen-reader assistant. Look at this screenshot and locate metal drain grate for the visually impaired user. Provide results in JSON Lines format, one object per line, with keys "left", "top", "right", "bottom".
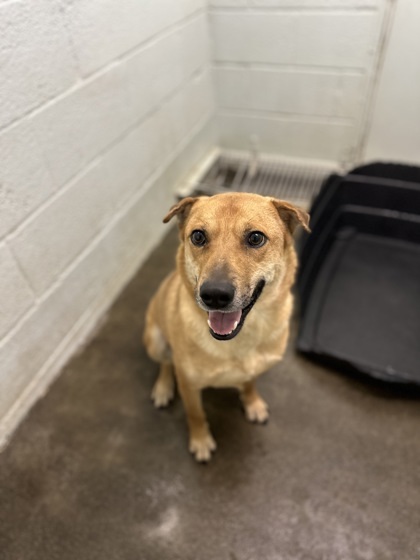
{"left": 191, "top": 152, "right": 340, "bottom": 208}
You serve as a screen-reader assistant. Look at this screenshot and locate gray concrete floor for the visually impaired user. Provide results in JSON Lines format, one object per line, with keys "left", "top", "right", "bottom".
{"left": 1, "top": 228, "right": 420, "bottom": 560}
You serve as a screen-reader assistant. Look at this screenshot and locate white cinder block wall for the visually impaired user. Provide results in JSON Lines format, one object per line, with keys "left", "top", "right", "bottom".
{"left": 210, "top": 0, "right": 387, "bottom": 164}
{"left": 364, "top": 0, "right": 420, "bottom": 164}
{"left": 0, "top": 0, "right": 215, "bottom": 445}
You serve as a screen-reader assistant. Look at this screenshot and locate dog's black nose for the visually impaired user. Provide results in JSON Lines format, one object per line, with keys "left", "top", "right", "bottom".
{"left": 200, "top": 281, "right": 235, "bottom": 309}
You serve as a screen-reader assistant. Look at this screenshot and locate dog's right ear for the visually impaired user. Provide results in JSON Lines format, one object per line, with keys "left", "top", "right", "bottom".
{"left": 270, "top": 199, "right": 311, "bottom": 235}
{"left": 163, "top": 197, "right": 198, "bottom": 225}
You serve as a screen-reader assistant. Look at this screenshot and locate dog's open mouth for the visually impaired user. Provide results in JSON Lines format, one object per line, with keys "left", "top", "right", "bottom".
{"left": 207, "top": 280, "right": 265, "bottom": 341}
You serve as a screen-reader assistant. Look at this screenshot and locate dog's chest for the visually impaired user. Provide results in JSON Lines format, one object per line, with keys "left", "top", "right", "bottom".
{"left": 196, "top": 348, "right": 283, "bottom": 388}
{"left": 207, "top": 364, "right": 258, "bottom": 388}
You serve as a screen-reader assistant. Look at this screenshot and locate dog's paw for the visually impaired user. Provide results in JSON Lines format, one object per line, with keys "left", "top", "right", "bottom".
{"left": 189, "top": 433, "right": 217, "bottom": 463}
{"left": 245, "top": 398, "right": 269, "bottom": 424}
{"left": 151, "top": 381, "right": 174, "bottom": 408}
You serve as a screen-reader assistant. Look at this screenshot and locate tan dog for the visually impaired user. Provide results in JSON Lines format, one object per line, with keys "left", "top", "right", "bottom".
{"left": 144, "top": 192, "right": 309, "bottom": 462}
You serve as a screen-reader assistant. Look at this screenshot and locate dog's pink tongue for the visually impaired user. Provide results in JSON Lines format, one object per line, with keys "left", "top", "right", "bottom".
{"left": 208, "top": 310, "right": 242, "bottom": 335}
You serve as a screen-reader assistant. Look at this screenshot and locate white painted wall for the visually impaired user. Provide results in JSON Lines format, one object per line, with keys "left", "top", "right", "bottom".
{"left": 363, "top": 0, "right": 420, "bottom": 164}
{"left": 0, "top": 0, "right": 215, "bottom": 445}
{"left": 210, "top": 0, "right": 387, "bottom": 163}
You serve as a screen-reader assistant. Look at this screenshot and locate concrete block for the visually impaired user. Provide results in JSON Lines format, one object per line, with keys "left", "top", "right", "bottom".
{"left": 10, "top": 109, "right": 170, "bottom": 297}
{"left": 0, "top": 0, "right": 78, "bottom": 129}
{"left": 166, "top": 119, "right": 218, "bottom": 195}
{"left": 211, "top": 13, "right": 380, "bottom": 68}
{"left": 162, "top": 70, "right": 214, "bottom": 151}
{"left": 0, "top": 243, "right": 34, "bottom": 341}
{"left": 65, "top": 0, "right": 205, "bottom": 76}
{"left": 214, "top": 68, "right": 366, "bottom": 118}
{"left": 32, "top": 63, "right": 133, "bottom": 188}
{"left": 217, "top": 112, "right": 357, "bottom": 161}
{"left": 124, "top": 29, "right": 185, "bottom": 123}
{"left": 335, "top": 74, "right": 367, "bottom": 120}
{"left": 0, "top": 120, "right": 56, "bottom": 239}
{"left": 295, "top": 13, "right": 380, "bottom": 68}
{"left": 126, "top": 14, "right": 209, "bottom": 122}
{"left": 64, "top": 0, "right": 162, "bottom": 77}
{"left": 185, "top": 70, "right": 215, "bottom": 132}
{"left": 180, "top": 15, "right": 211, "bottom": 80}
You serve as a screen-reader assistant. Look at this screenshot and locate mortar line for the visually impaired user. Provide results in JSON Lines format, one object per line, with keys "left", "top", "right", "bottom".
{"left": 209, "top": 6, "right": 378, "bottom": 15}
{"left": 217, "top": 108, "right": 354, "bottom": 126}
{"left": 212, "top": 61, "right": 366, "bottom": 75}
{"left": 3, "top": 240, "right": 37, "bottom": 298}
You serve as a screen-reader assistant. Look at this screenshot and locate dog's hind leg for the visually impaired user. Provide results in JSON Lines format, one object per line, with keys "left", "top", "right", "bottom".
{"left": 240, "top": 381, "right": 269, "bottom": 424}
{"left": 145, "top": 326, "right": 175, "bottom": 408}
{"left": 144, "top": 302, "right": 174, "bottom": 408}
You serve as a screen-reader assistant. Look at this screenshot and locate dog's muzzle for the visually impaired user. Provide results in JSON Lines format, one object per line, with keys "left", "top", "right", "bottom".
{"left": 204, "top": 280, "right": 265, "bottom": 341}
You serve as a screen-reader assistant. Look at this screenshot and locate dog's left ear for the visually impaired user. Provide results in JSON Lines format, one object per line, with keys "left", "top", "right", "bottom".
{"left": 163, "top": 197, "right": 199, "bottom": 224}
{"left": 270, "top": 199, "right": 311, "bottom": 234}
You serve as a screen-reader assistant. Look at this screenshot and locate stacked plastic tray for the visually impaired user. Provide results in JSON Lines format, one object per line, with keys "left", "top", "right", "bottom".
{"left": 297, "top": 163, "right": 420, "bottom": 384}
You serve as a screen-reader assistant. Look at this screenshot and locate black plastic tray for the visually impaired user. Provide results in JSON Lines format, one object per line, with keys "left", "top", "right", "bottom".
{"left": 297, "top": 206, "right": 420, "bottom": 384}
{"left": 298, "top": 173, "right": 420, "bottom": 306}
{"left": 348, "top": 162, "right": 420, "bottom": 183}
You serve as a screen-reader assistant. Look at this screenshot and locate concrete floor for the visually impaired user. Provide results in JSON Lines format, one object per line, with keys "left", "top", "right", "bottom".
{"left": 1, "top": 228, "right": 420, "bottom": 560}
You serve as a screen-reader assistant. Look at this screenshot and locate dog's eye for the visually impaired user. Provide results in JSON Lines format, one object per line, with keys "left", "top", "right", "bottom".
{"left": 247, "top": 231, "right": 266, "bottom": 248}
{"left": 191, "top": 230, "right": 207, "bottom": 246}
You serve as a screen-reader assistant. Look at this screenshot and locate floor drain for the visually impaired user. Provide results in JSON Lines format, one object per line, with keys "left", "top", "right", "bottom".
{"left": 191, "top": 151, "right": 340, "bottom": 208}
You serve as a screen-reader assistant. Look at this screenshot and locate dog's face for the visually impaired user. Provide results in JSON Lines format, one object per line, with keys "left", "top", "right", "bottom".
{"left": 164, "top": 193, "right": 309, "bottom": 341}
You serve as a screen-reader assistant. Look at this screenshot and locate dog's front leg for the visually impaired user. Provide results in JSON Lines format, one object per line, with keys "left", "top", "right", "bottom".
{"left": 240, "top": 381, "right": 269, "bottom": 424}
{"left": 177, "top": 375, "right": 216, "bottom": 463}
{"left": 151, "top": 363, "right": 175, "bottom": 408}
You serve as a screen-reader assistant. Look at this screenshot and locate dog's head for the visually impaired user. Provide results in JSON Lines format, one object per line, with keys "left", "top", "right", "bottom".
{"left": 163, "top": 193, "right": 309, "bottom": 341}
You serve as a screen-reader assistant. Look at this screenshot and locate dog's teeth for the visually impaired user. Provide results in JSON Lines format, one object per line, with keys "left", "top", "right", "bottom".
{"left": 207, "top": 319, "right": 211, "bottom": 328}
{"left": 233, "top": 321, "right": 238, "bottom": 329}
